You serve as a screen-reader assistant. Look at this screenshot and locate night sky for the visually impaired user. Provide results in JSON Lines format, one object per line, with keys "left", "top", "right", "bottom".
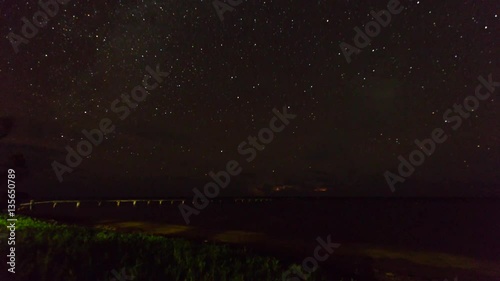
{"left": 0, "top": 0, "right": 498, "bottom": 198}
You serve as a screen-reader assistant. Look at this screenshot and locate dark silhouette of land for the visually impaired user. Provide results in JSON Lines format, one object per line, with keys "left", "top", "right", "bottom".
{"left": 19, "top": 197, "right": 500, "bottom": 280}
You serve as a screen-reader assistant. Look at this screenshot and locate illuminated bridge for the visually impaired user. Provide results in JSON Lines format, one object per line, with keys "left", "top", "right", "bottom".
{"left": 17, "top": 198, "right": 274, "bottom": 211}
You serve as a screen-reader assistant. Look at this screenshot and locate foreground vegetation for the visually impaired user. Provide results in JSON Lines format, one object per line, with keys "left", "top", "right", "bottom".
{"left": 0, "top": 215, "right": 326, "bottom": 281}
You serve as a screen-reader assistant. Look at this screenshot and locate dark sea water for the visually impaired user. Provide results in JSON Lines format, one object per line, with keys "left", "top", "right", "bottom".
{"left": 21, "top": 197, "right": 500, "bottom": 260}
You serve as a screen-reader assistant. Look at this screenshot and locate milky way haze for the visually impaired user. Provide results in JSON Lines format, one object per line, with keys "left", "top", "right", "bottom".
{"left": 0, "top": 0, "right": 498, "bottom": 198}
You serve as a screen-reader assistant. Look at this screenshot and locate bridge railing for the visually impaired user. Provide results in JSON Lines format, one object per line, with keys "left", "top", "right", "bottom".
{"left": 17, "top": 198, "right": 273, "bottom": 211}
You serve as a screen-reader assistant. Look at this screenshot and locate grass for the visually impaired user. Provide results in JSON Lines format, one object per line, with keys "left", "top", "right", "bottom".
{"left": 0, "top": 215, "right": 327, "bottom": 281}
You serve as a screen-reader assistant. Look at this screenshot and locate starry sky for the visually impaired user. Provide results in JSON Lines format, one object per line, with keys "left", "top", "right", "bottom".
{"left": 0, "top": 0, "right": 498, "bottom": 198}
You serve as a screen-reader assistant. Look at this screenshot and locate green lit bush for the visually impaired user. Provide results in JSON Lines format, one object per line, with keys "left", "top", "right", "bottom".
{"left": 0, "top": 215, "right": 326, "bottom": 281}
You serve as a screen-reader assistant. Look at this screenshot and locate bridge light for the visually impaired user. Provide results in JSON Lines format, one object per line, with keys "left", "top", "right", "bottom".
{"left": 133, "top": 201, "right": 137, "bottom": 206}
{"left": 117, "top": 201, "right": 120, "bottom": 207}
{"left": 159, "top": 200, "right": 163, "bottom": 205}
{"left": 76, "top": 201, "right": 80, "bottom": 208}
{"left": 53, "top": 202, "right": 57, "bottom": 208}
